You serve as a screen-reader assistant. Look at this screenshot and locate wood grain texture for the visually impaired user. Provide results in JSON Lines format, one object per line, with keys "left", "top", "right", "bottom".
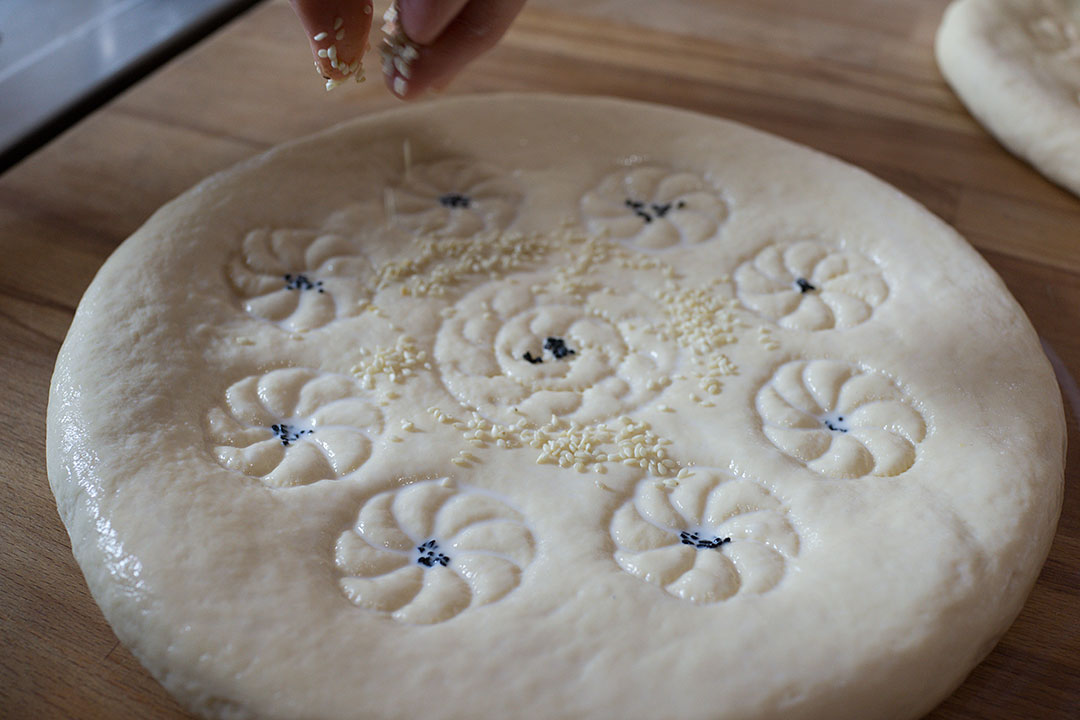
{"left": 1, "top": 1, "right": 1077, "bottom": 718}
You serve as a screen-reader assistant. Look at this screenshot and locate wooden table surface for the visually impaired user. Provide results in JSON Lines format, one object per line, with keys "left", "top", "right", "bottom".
{"left": 1, "top": 0, "right": 1077, "bottom": 717}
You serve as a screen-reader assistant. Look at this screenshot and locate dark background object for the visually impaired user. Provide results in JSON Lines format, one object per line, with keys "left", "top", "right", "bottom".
{"left": 0, "top": 0, "right": 265, "bottom": 173}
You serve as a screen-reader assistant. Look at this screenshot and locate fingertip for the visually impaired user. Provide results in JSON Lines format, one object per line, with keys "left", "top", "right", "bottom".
{"left": 293, "top": 0, "right": 374, "bottom": 86}
{"left": 396, "top": 0, "right": 471, "bottom": 46}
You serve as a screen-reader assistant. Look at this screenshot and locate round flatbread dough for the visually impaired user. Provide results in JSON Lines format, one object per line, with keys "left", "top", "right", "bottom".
{"left": 936, "top": 0, "right": 1080, "bottom": 195}
{"left": 47, "top": 94, "right": 1065, "bottom": 720}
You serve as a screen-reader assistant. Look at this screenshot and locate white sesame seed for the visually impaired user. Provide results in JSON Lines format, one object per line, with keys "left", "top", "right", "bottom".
{"left": 317, "top": 48, "right": 328, "bottom": 57}
{"left": 393, "top": 76, "right": 407, "bottom": 96}
{"left": 336, "top": 29, "right": 346, "bottom": 40}
{"left": 333, "top": 16, "right": 344, "bottom": 29}
{"left": 328, "top": 44, "right": 338, "bottom": 60}
{"left": 314, "top": 31, "right": 328, "bottom": 41}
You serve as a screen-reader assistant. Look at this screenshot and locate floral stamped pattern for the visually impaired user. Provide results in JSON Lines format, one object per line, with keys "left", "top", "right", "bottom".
{"left": 611, "top": 470, "right": 798, "bottom": 603}
{"left": 734, "top": 240, "right": 888, "bottom": 331}
{"left": 1029, "top": 1, "right": 1080, "bottom": 58}
{"left": 434, "top": 274, "right": 678, "bottom": 425}
{"left": 227, "top": 228, "right": 374, "bottom": 331}
{"left": 335, "top": 479, "right": 535, "bottom": 624}
{"left": 387, "top": 159, "right": 523, "bottom": 238}
{"left": 208, "top": 368, "right": 382, "bottom": 488}
{"left": 756, "top": 360, "right": 926, "bottom": 479}
{"left": 581, "top": 165, "right": 729, "bottom": 250}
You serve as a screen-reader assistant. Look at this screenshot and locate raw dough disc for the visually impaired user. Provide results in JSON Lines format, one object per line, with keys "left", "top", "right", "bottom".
{"left": 936, "top": 0, "right": 1080, "bottom": 195}
{"left": 47, "top": 94, "right": 1065, "bottom": 720}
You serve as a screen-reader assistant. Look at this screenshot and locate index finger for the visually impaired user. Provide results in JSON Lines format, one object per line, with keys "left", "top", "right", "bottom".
{"left": 290, "top": 0, "right": 375, "bottom": 89}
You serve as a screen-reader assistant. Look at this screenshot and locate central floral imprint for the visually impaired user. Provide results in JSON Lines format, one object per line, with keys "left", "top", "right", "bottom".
{"left": 335, "top": 480, "right": 535, "bottom": 624}
{"left": 756, "top": 360, "right": 926, "bottom": 478}
{"left": 611, "top": 470, "right": 799, "bottom": 604}
{"left": 734, "top": 239, "right": 888, "bottom": 331}
{"left": 227, "top": 228, "right": 374, "bottom": 331}
{"left": 581, "top": 165, "right": 729, "bottom": 250}
{"left": 435, "top": 273, "right": 678, "bottom": 425}
{"left": 207, "top": 368, "right": 382, "bottom": 488}
{"left": 388, "top": 158, "right": 523, "bottom": 238}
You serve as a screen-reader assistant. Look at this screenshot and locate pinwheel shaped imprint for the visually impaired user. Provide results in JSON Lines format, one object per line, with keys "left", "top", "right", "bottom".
{"left": 1028, "top": 3, "right": 1080, "bottom": 58}
{"left": 611, "top": 470, "right": 799, "bottom": 604}
{"left": 227, "top": 227, "right": 374, "bottom": 331}
{"left": 207, "top": 368, "right": 382, "bottom": 488}
{"left": 581, "top": 165, "right": 728, "bottom": 250}
{"left": 387, "top": 158, "right": 522, "bottom": 238}
{"left": 434, "top": 273, "right": 678, "bottom": 425}
{"left": 756, "top": 360, "right": 926, "bottom": 478}
{"left": 734, "top": 240, "right": 888, "bottom": 331}
{"left": 335, "top": 480, "right": 535, "bottom": 624}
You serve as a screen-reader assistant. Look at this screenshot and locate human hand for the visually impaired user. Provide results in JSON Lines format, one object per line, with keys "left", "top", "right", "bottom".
{"left": 290, "top": 1, "right": 527, "bottom": 97}
{"left": 380, "top": 0, "right": 528, "bottom": 98}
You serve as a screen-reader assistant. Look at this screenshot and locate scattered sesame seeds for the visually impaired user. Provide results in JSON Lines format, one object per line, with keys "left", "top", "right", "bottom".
{"left": 350, "top": 336, "right": 431, "bottom": 388}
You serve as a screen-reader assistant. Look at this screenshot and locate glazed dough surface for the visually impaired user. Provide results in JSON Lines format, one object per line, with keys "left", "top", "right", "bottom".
{"left": 937, "top": 0, "right": 1080, "bottom": 195}
{"left": 47, "top": 95, "right": 1065, "bottom": 720}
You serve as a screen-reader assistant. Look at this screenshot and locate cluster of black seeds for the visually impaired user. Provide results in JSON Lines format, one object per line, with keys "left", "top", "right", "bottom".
{"left": 624, "top": 198, "right": 687, "bottom": 223}
{"left": 284, "top": 274, "right": 324, "bottom": 293}
{"left": 543, "top": 337, "right": 575, "bottom": 359}
{"left": 416, "top": 540, "right": 450, "bottom": 567}
{"left": 795, "top": 277, "right": 817, "bottom": 293}
{"left": 823, "top": 416, "right": 847, "bottom": 433}
{"left": 271, "top": 423, "right": 313, "bottom": 446}
{"left": 679, "top": 531, "right": 732, "bottom": 550}
{"left": 522, "top": 337, "right": 576, "bottom": 364}
{"left": 439, "top": 193, "right": 472, "bottom": 209}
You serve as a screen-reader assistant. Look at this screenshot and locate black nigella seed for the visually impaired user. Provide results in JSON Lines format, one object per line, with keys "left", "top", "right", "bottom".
{"left": 544, "top": 337, "right": 575, "bottom": 360}
{"left": 651, "top": 202, "right": 672, "bottom": 218}
{"left": 824, "top": 419, "right": 847, "bottom": 433}
{"left": 523, "top": 351, "right": 543, "bottom": 365}
{"left": 795, "top": 277, "right": 817, "bottom": 293}
{"left": 284, "top": 273, "right": 319, "bottom": 291}
{"left": 439, "top": 193, "right": 471, "bottom": 209}
{"left": 677, "top": 201, "right": 687, "bottom": 209}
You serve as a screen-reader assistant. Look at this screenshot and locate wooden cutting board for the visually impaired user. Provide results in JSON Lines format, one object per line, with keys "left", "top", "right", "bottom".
{"left": 1, "top": 1, "right": 1077, "bottom": 718}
